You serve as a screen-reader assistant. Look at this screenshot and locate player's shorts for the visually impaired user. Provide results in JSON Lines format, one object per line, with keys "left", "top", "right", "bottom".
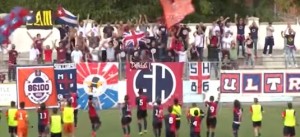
{"left": 90, "top": 116, "right": 101, "bottom": 125}
{"left": 8, "top": 126, "right": 17, "bottom": 134}
{"left": 38, "top": 124, "right": 47, "bottom": 133}
{"left": 166, "top": 131, "right": 176, "bottom": 137}
{"left": 190, "top": 132, "right": 200, "bottom": 137}
{"left": 17, "top": 127, "right": 28, "bottom": 137}
{"left": 175, "top": 120, "right": 181, "bottom": 130}
{"left": 232, "top": 122, "right": 240, "bottom": 131}
{"left": 283, "top": 126, "right": 295, "bottom": 136}
{"left": 121, "top": 117, "right": 132, "bottom": 125}
{"left": 206, "top": 117, "right": 217, "bottom": 128}
{"left": 137, "top": 110, "right": 147, "bottom": 119}
{"left": 252, "top": 121, "right": 262, "bottom": 127}
{"left": 51, "top": 132, "right": 62, "bottom": 137}
{"left": 63, "top": 123, "right": 74, "bottom": 134}
{"left": 152, "top": 121, "right": 162, "bottom": 129}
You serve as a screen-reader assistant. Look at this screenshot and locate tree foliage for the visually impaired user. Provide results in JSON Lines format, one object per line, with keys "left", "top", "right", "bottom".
{"left": 1, "top": 0, "right": 299, "bottom": 22}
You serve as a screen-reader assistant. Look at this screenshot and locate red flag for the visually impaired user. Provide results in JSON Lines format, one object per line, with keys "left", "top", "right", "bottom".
{"left": 160, "top": 0, "right": 195, "bottom": 28}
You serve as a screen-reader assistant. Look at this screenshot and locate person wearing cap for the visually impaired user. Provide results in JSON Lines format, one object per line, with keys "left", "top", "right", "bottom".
{"left": 282, "top": 102, "right": 297, "bottom": 137}
{"left": 250, "top": 98, "right": 264, "bottom": 137}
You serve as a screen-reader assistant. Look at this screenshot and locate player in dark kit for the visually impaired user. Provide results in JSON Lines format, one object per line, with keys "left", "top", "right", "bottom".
{"left": 121, "top": 95, "right": 132, "bottom": 137}
{"left": 135, "top": 88, "right": 148, "bottom": 135}
{"left": 69, "top": 92, "right": 79, "bottom": 127}
{"left": 190, "top": 110, "right": 204, "bottom": 137}
{"left": 153, "top": 99, "right": 163, "bottom": 137}
{"left": 88, "top": 95, "right": 101, "bottom": 137}
{"left": 205, "top": 94, "right": 220, "bottom": 137}
{"left": 164, "top": 106, "right": 177, "bottom": 137}
{"left": 232, "top": 100, "right": 243, "bottom": 137}
{"left": 37, "top": 103, "right": 49, "bottom": 137}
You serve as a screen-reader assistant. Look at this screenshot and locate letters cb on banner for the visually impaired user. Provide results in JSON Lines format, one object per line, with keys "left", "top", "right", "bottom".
{"left": 126, "top": 62, "right": 183, "bottom": 107}
{"left": 16, "top": 66, "right": 58, "bottom": 109}
{"left": 0, "top": 84, "right": 17, "bottom": 106}
{"left": 189, "top": 62, "right": 210, "bottom": 94}
{"left": 220, "top": 69, "right": 300, "bottom": 95}
{"left": 76, "top": 62, "right": 119, "bottom": 110}
{"left": 54, "top": 63, "right": 77, "bottom": 99}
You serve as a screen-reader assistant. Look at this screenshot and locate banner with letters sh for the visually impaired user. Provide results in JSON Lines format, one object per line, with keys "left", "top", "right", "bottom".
{"left": 220, "top": 70, "right": 300, "bottom": 94}
{"left": 26, "top": 10, "right": 53, "bottom": 29}
{"left": 189, "top": 62, "right": 210, "bottom": 94}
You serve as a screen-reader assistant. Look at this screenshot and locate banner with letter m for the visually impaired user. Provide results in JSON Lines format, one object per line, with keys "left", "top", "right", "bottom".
{"left": 54, "top": 63, "right": 77, "bottom": 100}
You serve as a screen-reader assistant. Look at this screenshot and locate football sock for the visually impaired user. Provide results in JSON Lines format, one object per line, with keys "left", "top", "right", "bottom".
{"left": 206, "top": 131, "right": 210, "bottom": 137}
{"left": 127, "top": 125, "right": 131, "bottom": 134}
{"left": 10, "top": 134, "right": 14, "bottom": 137}
{"left": 154, "top": 130, "right": 158, "bottom": 137}
{"left": 211, "top": 132, "right": 215, "bottom": 137}
{"left": 234, "top": 131, "right": 238, "bottom": 137}
{"left": 143, "top": 119, "right": 147, "bottom": 130}
{"left": 158, "top": 128, "right": 161, "bottom": 137}
{"left": 123, "top": 127, "right": 127, "bottom": 134}
{"left": 138, "top": 123, "right": 142, "bottom": 132}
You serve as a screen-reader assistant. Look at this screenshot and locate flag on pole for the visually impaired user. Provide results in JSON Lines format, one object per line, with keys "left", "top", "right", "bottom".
{"left": 56, "top": 6, "right": 78, "bottom": 27}
{"left": 160, "top": 0, "right": 195, "bottom": 28}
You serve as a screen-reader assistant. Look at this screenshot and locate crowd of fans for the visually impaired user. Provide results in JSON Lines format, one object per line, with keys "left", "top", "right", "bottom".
{"left": 2, "top": 14, "right": 298, "bottom": 82}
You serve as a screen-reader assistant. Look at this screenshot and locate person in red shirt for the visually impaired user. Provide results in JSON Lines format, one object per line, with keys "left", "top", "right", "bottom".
{"left": 69, "top": 92, "right": 79, "bottom": 127}
{"left": 190, "top": 110, "right": 204, "bottom": 137}
{"left": 153, "top": 99, "right": 163, "bottom": 137}
{"left": 27, "top": 31, "right": 53, "bottom": 63}
{"left": 15, "top": 102, "right": 29, "bottom": 137}
{"left": 164, "top": 106, "right": 176, "bottom": 137}
{"left": 44, "top": 45, "right": 53, "bottom": 64}
{"left": 7, "top": 44, "right": 18, "bottom": 82}
{"left": 37, "top": 103, "right": 49, "bottom": 137}
{"left": 88, "top": 95, "right": 101, "bottom": 137}
{"left": 121, "top": 95, "right": 132, "bottom": 137}
{"left": 205, "top": 93, "right": 220, "bottom": 137}
{"left": 135, "top": 88, "right": 148, "bottom": 135}
{"left": 54, "top": 41, "right": 67, "bottom": 63}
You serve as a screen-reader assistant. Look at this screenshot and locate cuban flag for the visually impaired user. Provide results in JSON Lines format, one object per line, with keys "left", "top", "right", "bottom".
{"left": 56, "top": 6, "right": 78, "bottom": 27}
{"left": 122, "top": 30, "right": 145, "bottom": 48}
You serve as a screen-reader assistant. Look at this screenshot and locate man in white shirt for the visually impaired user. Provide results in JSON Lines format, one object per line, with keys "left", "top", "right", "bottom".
{"left": 222, "top": 32, "right": 233, "bottom": 51}
{"left": 263, "top": 22, "right": 274, "bottom": 56}
{"left": 77, "top": 21, "right": 87, "bottom": 37}
{"left": 29, "top": 44, "right": 40, "bottom": 64}
{"left": 71, "top": 46, "right": 83, "bottom": 64}
{"left": 194, "top": 27, "right": 205, "bottom": 61}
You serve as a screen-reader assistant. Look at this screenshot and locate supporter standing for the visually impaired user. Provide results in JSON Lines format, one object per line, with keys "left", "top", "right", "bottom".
{"left": 27, "top": 31, "right": 53, "bottom": 64}
{"left": 235, "top": 14, "right": 247, "bottom": 57}
{"left": 138, "top": 14, "right": 149, "bottom": 33}
{"left": 194, "top": 26, "right": 205, "bottom": 61}
{"left": 44, "top": 45, "right": 53, "bottom": 64}
{"left": 263, "top": 22, "right": 274, "bottom": 56}
{"left": 53, "top": 41, "right": 67, "bottom": 63}
{"left": 7, "top": 44, "right": 18, "bottom": 82}
{"left": 249, "top": 22, "right": 259, "bottom": 57}
{"left": 106, "top": 40, "right": 116, "bottom": 62}
{"left": 284, "top": 26, "right": 297, "bottom": 67}
{"left": 229, "top": 41, "right": 239, "bottom": 70}
{"left": 221, "top": 31, "right": 233, "bottom": 58}
{"left": 177, "top": 24, "right": 191, "bottom": 50}
{"left": 103, "top": 22, "right": 115, "bottom": 39}
{"left": 207, "top": 30, "right": 220, "bottom": 79}
{"left": 244, "top": 34, "right": 254, "bottom": 68}
{"left": 28, "top": 44, "right": 40, "bottom": 64}
{"left": 71, "top": 46, "right": 83, "bottom": 64}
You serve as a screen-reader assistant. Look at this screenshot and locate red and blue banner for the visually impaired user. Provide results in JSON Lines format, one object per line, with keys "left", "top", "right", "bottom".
{"left": 76, "top": 62, "right": 119, "bottom": 110}
{"left": 126, "top": 62, "right": 183, "bottom": 107}
{"left": 220, "top": 70, "right": 300, "bottom": 94}
{"left": 189, "top": 62, "right": 210, "bottom": 94}
{"left": 54, "top": 63, "right": 77, "bottom": 100}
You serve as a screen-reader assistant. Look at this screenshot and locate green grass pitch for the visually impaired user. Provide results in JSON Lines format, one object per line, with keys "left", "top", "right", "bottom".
{"left": 0, "top": 104, "right": 299, "bottom": 137}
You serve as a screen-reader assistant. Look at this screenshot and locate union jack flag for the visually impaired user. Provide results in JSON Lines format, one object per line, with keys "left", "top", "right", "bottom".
{"left": 122, "top": 30, "right": 145, "bottom": 48}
